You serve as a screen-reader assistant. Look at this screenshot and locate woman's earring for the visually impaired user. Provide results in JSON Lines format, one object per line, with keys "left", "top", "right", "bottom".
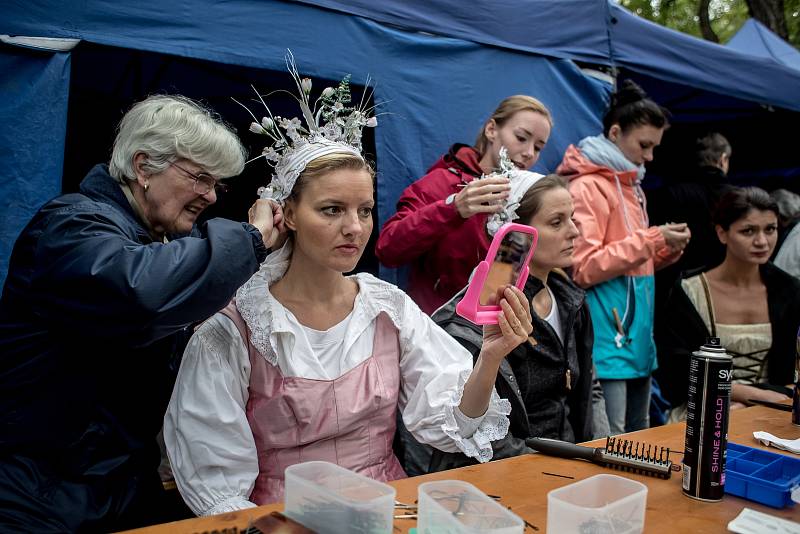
{"left": 144, "top": 182, "right": 150, "bottom": 193}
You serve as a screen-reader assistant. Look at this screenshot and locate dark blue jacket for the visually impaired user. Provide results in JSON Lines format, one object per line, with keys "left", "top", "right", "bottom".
{"left": 0, "top": 165, "right": 266, "bottom": 532}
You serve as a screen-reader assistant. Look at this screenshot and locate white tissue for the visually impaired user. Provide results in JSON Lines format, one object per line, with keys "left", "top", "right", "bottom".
{"left": 728, "top": 507, "right": 800, "bottom": 533}
{"left": 753, "top": 431, "right": 800, "bottom": 455}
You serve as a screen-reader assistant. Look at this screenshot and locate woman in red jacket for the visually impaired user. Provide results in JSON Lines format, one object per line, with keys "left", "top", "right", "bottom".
{"left": 376, "top": 95, "right": 552, "bottom": 314}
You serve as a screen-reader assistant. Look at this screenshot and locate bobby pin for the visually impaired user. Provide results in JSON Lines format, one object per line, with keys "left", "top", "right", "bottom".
{"left": 542, "top": 471, "right": 575, "bottom": 479}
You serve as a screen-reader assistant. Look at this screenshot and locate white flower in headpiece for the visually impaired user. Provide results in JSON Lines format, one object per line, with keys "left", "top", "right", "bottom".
{"left": 497, "top": 147, "right": 516, "bottom": 175}
{"left": 279, "top": 117, "right": 305, "bottom": 143}
{"left": 257, "top": 184, "right": 275, "bottom": 199}
{"left": 234, "top": 50, "right": 379, "bottom": 204}
{"left": 278, "top": 117, "right": 302, "bottom": 130}
{"left": 262, "top": 146, "right": 280, "bottom": 163}
{"left": 484, "top": 148, "right": 545, "bottom": 235}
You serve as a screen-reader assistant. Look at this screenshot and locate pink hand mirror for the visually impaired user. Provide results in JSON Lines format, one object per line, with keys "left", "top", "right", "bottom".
{"left": 456, "top": 222, "right": 538, "bottom": 325}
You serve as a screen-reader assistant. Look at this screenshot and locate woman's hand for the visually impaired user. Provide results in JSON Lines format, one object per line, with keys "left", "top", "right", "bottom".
{"left": 658, "top": 222, "right": 691, "bottom": 252}
{"left": 453, "top": 176, "right": 511, "bottom": 219}
{"left": 248, "top": 199, "right": 285, "bottom": 249}
{"left": 480, "top": 286, "right": 533, "bottom": 365}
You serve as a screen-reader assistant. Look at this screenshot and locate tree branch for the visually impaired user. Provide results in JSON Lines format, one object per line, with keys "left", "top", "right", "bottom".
{"left": 698, "top": 0, "right": 720, "bottom": 42}
{"left": 745, "top": 0, "right": 789, "bottom": 40}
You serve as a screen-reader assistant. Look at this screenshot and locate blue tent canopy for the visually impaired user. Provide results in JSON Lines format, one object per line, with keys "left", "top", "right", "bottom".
{"left": 295, "top": 0, "right": 800, "bottom": 111}
{"left": 727, "top": 18, "right": 800, "bottom": 71}
{"left": 1, "top": 0, "right": 799, "bottom": 287}
{"left": 606, "top": 4, "right": 799, "bottom": 111}
{"left": 0, "top": 0, "right": 611, "bottom": 287}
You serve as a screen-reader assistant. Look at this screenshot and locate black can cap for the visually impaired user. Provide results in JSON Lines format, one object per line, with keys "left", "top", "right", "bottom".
{"left": 705, "top": 337, "right": 721, "bottom": 347}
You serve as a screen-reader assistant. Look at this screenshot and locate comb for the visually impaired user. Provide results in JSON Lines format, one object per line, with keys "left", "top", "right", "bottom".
{"left": 194, "top": 511, "right": 316, "bottom": 534}
{"left": 526, "top": 436, "right": 674, "bottom": 479}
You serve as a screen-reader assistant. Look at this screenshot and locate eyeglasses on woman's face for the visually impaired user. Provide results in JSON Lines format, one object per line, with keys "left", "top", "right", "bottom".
{"left": 170, "top": 161, "right": 229, "bottom": 195}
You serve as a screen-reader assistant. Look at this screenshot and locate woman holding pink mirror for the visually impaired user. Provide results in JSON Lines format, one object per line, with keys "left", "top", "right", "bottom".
{"left": 432, "top": 172, "right": 609, "bottom": 470}
{"left": 376, "top": 96, "right": 552, "bottom": 314}
{"left": 164, "top": 57, "right": 534, "bottom": 514}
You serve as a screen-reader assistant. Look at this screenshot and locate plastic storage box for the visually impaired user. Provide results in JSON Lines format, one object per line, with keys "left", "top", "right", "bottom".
{"left": 547, "top": 474, "right": 648, "bottom": 534}
{"left": 725, "top": 442, "right": 800, "bottom": 508}
{"left": 284, "top": 461, "right": 396, "bottom": 534}
{"left": 417, "top": 480, "right": 524, "bottom": 534}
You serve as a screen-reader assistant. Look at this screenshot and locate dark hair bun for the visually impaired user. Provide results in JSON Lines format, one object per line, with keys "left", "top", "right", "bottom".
{"left": 602, "top": 79, "right": 668, "bottom": 136}
{"left": 611, "top": 80, "right": 648, "bottom": 109}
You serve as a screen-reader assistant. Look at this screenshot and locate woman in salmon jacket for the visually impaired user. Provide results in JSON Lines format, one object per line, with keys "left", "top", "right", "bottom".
{"left": 376, "top": 96, "right": 552, "bottom": 314}
{"left": 556, "top": 80, "right": 691, "bottom": 435}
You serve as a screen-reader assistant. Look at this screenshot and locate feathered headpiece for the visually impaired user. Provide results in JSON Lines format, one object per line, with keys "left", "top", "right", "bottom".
{"left": 237, "top": 51, "right": 377, "bottom": 203}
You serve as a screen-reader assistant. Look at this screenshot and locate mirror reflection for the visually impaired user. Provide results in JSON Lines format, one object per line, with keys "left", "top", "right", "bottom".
{"left": 479, "top": 230, "right": 535, "bottom": 305}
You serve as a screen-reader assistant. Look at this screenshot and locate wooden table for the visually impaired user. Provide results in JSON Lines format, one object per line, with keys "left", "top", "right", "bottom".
{"left": 126, "top": 405, "right": 800, "bottom": 533}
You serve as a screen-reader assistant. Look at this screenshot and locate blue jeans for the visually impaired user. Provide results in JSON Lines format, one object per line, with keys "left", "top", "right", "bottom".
{"left": 600, "top": 377, "right": 651, "bottom": 435}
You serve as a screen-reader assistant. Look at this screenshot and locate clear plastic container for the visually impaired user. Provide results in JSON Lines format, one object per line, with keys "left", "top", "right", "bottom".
{"left": 283, "top": 461, "right": 396, "bottom": 534}
{"left": 417, "top": 480, "right": 524, "bottom": 534}
{"left": 546, "top": 474, "right": 647, "bottom": 534}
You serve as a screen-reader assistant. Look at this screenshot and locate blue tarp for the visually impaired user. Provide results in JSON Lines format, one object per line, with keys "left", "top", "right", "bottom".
{"left": 1, "top": 0, "right": 799, "bottom": 286}
{"left": 606, "top": 4, "right": 800, "bottom": 111}
{"left": 3, "top": 0, "right": 799, "bottom": 112}
{"left": 727, "top": 18, "right": 800, "bottom": 71}
{"left": 0, "top": 0, "right": 609, "bottom": 287}
{"left": 0, "top": 46, "right": 70, "bottom": 289}
{"left": 296, "top": 0, "right": 800, "bottom": 111}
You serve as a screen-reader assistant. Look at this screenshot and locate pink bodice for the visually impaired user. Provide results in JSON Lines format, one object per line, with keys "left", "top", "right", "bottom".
{"left": 220, "top": 304, "right": 407, "bottom": 505}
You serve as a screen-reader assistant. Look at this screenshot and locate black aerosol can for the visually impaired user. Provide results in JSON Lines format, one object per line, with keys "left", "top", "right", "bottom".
{"left": 682, "top": 337, "right": 732, "bottom": 501}
{"left": 792, "top": 326, "right": 799, "bottom": 427}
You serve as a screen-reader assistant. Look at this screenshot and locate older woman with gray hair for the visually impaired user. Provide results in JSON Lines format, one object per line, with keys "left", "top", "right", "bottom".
{"left": 0, "top": 95, "right": 282, "bottom": 532}
{"left": 771, "top": 188, "right": 800, "bottom": 277}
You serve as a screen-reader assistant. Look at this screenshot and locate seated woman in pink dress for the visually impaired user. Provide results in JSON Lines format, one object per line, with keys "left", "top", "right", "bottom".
{"left": 164, "top": 58, "right": 532, "bottom": 515}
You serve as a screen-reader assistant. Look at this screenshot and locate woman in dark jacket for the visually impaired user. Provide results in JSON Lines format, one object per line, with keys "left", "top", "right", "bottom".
{"left": 429, "top": 174, "right": 608, "bottom": 470}
{"left": 655, "top": 187, "right": 800, "bottom": 420}
{"left": 376, "top": 95, "right": 552, "bottom": 314}
{"left": 0, "top": 95, "right": 282, "bottom": 532}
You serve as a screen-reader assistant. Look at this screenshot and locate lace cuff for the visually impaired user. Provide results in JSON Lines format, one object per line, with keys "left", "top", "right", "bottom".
{"left": 452, "top": 405, "right": 485, "bottom": 438}
{"left": 203, "top": 496, "right": 258, "bottom": 517}
{"left": 440, "top": 369, "right": 511, "bottom": 463}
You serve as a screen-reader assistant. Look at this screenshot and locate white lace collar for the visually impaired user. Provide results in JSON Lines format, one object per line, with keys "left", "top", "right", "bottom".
{"left": 234, "top": 241, "right": 407, "bottom": 366}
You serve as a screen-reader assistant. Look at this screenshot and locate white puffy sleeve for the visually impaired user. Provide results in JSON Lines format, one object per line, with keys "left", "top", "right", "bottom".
{"left": 164, "top": 314, "right": 259, "bottom": 516}
{"left": 396, "top": 295, "right": 511, "bottom": 463}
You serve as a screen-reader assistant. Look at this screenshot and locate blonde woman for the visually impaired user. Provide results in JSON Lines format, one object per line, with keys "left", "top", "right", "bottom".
{"left": 165, "top": 64, "right": 532, "bottom": 514}
{"left": 376, "top": 95, "right": 552, "bottom": 313}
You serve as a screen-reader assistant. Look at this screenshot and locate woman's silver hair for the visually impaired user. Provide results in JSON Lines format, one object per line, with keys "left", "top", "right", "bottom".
{"left": 109, "top": 95, "right": 246, "bottom": 182}
{"left": 770, "top": 188, "right": 800, "bottom": 224}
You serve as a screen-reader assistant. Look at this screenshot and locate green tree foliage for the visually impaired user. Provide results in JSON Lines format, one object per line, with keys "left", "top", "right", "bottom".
{"left": 785, "top": 0, "right": 800, "bottom": 44}
{"left": 620, "top": 0, "right": 799, "bottom": 47}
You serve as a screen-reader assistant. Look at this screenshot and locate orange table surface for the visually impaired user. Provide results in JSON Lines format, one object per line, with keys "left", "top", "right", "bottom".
{"left": 125, "top": 404, "right": 800, "bottom": 533}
